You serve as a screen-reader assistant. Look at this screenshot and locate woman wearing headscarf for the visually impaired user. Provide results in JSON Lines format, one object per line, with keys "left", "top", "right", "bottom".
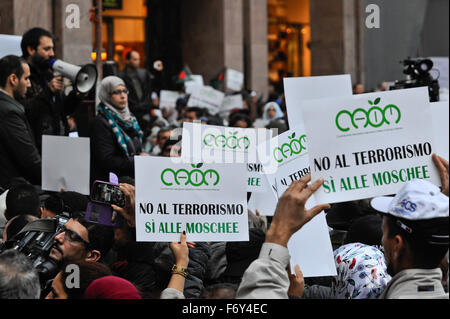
{"left": 253, "top": 101, "right": 285, "bottom": 129}
{"left": 302, "top": 243, "right": 391, "bottom": 299}
{"left": 91, "top": 76, "right": 147, "bottom": 182}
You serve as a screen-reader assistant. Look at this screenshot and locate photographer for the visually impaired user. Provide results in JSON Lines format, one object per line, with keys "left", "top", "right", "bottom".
{"left": 19, "top": 27, "right": 69, "bottom": 153}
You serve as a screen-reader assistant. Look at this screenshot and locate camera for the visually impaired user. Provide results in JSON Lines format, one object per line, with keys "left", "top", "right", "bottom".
{"left": 0, "top": 214, "right": 69, "bottom": 289}
{"left": 390, "top": 58, "right": 440, "bottom": 102}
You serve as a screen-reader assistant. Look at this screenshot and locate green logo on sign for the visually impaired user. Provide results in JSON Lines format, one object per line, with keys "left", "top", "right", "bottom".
{"left": 203, "top": 131, "right": 250, "bottom": 150}
{"left": 273, "top": 133, "right": 307, "bottom": 163}
{"left": 161, "top": 163, "right": 220, "bottom": 187}
{"left": 335, "top": 98, "right": 401, "bottom": 132}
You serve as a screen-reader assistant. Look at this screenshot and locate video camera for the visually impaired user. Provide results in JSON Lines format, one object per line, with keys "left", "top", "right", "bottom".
{"left": 390, "top": 57, "right": 440, "bottom": 102}
{"left": 0, "top": 213, "right": 69, "bottom": 289}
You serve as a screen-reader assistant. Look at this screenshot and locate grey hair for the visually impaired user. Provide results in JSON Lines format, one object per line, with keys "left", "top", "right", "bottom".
{"left": 0, "top": 249, "right": 40, "bottom": 299}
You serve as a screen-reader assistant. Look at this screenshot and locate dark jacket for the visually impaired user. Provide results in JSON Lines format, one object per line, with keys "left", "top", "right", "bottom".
{"left": 0, "top": 91, "right": 41, "bottom": 187}
{"left": 118, "top": 67, "right": 153, "bottom": 126}
{"left": 19, "top": 63, "right": 68, "bottom": 153}
{"left": 90, "top": 109, "right": 142, "bottom": 183}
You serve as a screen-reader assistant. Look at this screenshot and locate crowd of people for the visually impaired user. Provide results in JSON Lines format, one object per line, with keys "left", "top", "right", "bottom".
{"left": 0, "top": 27, "right": 448, "bottom": 300}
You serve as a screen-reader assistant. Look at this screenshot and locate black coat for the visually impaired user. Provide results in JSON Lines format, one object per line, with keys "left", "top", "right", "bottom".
{"left": 19, "top": 63, "right": 68, "bottom": 153}
{"left": 0, "top": 91, "right": 41, "bottom": 187}
{"left": 90, "top": 111, "right": 142, "bottom": 183}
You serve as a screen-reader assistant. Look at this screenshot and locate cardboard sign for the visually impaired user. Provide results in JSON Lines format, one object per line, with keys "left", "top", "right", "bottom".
{"left": 41, "top": 135, "right": 90, "bottom": 195}
{"left": 159, "top": 90, "right": 184, "bottom": 108}
{"left": 431, "top": 101, "right": 449, "bottom": 161}
{"left": 226, "top": 68, "right": 244, "bottom": 92}
{"left": 181, "top": 122, "right": 274, "bottom": 192}
{"left": 301, "top": 87, "right": 440, "bottom": 204}
{"left": 187, "top": 86, "right": 224, "bottom": 115}
{"left": 284, "top": 75, "right": 352, "bottom": 129}
{"left": 135, "top": 157, "right": 248, "bottom": 242}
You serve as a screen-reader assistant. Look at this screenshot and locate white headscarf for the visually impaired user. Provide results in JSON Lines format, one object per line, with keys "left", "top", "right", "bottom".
{"left": 98, "top": 76, "right": 132, "bottom": 122}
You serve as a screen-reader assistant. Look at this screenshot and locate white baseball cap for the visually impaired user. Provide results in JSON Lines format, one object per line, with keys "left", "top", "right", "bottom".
{"left": 371, "top": 179, "right": 448, "bottom": 220}
{"left": 371, "top": 179, "right": 449, "bottom": 245}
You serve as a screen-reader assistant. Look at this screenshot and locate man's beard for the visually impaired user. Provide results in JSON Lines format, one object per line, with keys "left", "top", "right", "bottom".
{"left": 31, "top": 53, "right": 51, "bottom": 71}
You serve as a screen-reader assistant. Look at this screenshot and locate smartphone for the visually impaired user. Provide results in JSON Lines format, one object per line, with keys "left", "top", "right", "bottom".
{"left": 85, "top": 202, "right": 122, "bottom": 227}
{"left": 91, "top": 181, "right": 125, "bottom": 208}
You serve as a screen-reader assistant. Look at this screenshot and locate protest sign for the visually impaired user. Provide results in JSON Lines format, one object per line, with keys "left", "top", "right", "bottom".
{"left": 181, "top": 122, "right": 274, "bottom": 192}
{"left": 301, "top": 87, "right": 440, "bottom": 204}
{"left": 135, "top": 157, "right": 248, "bottom": 242}
{"left": 256, "top": 125, "right": 336, "bottom": 276}
{"left": 257, "top": 124, "right": 311, "bottom": 196}
{"left": 159, "top": 90, "right": 184, "bottom": 108}
{"left": 284, "top": 75, "right": 352, "bottom": 128}
{"left": 430, "top": 101, "right": 449, "bottom": 161}
{"left": 429, "top": 57, "right": 449, "bottom": 89}
{"left": 0, "top": 34, "right": 22, "bottom": 59}
{"left": 41, "top": 135, "right": 90, "bottom": 195}
{"left": 221, "top": 94, "right": 243, "bottom": 113}
{"left": 226, "top": 68, "right": 244, "bottom": 92}
{"left": 187, "top": 85, "right": 224, "bottom": 115}
{"left": 247, "top": 173, "right": 278, "bottom": 216}
{"left": 184, "top": 75, "right": 204, "bottom": 95}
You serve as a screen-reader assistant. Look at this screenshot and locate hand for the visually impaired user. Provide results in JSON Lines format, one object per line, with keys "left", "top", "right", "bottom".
{"left": 288, "top": 264, "right": 305, "bottom": 298}
{"left": 432, "top": 153, "right": 449, "bottom": 196}
{"left": 48, "top": 76, "right": 63, "bottom": 93}
{"left": 266, "top": 174, "right": 330, "bottom": 247}
{"left": 111, "top": 183, "right": 136, "bottom": 228}
{"left": 169, "top": 231, "right": 189, "bottom": 268}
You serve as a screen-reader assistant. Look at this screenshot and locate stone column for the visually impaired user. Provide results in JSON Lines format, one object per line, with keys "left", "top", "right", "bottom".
{"left": 181, "top": 0, "right": 244, "bottom": 85}
{"left": 243, "top": 0, "right": 269, "bottom": 99}
{"left": 309, "top": 0, "right": 359, "bottom": 82}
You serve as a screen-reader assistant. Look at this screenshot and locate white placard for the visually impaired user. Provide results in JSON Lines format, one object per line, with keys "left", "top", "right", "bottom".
{"left": 160, "top": 90, "right": 184, "bottom": 108}
{"left": 181, "top": 122, "right": 274, "bottom": 192}
{"left": 221, "top": 94, "right": 243, "bottom": 112}
{"left": 288, "top": 210, "right": 337, "bottom": 277}
{"left": 42, "top": 135, "right": 90, "bottom": 195}
{"left": 247, "top": 173, "right": 278, "bottom": 216}
{"left": 431, "top": 101, "right": 449, "bottom": 161}
{"left": 185, "top": 75, "right": 204, "bottom": 95}
{"left": 284, "top": 75, "right": 353, "bottom": 129}
{"left": 135, "top": 157, "right": 248, "bottom": 242}
{"left": 302, "top": 87, "right": 440, "bottom": 204}
{"left": 0, "top": 34, "right": 22, "bottom": 59}
{"left": 257, "top": 124, "right": 311, "bottom": 196}
{"left": 226, "top": 68, "right": 244, "bottom": 92}
{"left": 187, "top": 86, "right": 225, "bottom": 115}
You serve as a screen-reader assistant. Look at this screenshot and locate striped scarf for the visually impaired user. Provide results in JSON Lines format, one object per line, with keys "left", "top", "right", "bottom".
{"left": 97, "top": 103, "right": 143, "bottom": 156}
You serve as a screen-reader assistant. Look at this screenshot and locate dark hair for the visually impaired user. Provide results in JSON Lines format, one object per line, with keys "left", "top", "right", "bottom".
{"left": 0, "top": 55, "right": 26, "bottom": 87}
{"left": 5, "top": 184, "right": 40, "bottom": 220}
{"left": 20, "top": 27, "right": 53, "bottom": 58}
{"left": 5, "top": 214, "right": 38, "bottom": 242}
{"left": 125, "top": 50, "right": 138, "bottom": 61}
{"left": 157, "top": 126, "right": 174, "bottom": 140}
{"left": 60, "top": 261, "right": 112, "bottom": 299}
{"left": 185, "top": 107, "right": 203, "bottom": 119}
{"left": 72, "top": 211, "right": 115, "bottom": 261}
{"left": 201, "top": 283, "right": 238, "bottom": 299}
{"left": 384, "top": 215, "right": 449, "bottom": 269}
{"left": 229, "top": 113, "right": 252, "bottom": 128}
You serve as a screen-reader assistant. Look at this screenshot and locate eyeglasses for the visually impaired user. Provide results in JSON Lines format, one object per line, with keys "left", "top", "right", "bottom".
{"left": 112, "top": 89, "right": 129, "bottom": 95}
{"left": 58, "top": 225, "right": 91, "bottom": 248}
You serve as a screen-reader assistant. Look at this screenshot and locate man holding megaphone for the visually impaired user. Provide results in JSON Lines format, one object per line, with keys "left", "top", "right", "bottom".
{"left": 19, "top": 28, "right": 96, "bottom": 153}
{"left": 18, "top": 27, "right": 68, "bottom": 154}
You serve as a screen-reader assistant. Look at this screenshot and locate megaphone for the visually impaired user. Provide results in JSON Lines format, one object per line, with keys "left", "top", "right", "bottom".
{"left": 50, "top": 59, "right": 97, "bottom": 94}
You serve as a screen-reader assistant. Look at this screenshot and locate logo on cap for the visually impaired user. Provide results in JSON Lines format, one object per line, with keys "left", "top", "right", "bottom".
{"left": 396, "top": 198, "right": 417, "bottom": 214}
